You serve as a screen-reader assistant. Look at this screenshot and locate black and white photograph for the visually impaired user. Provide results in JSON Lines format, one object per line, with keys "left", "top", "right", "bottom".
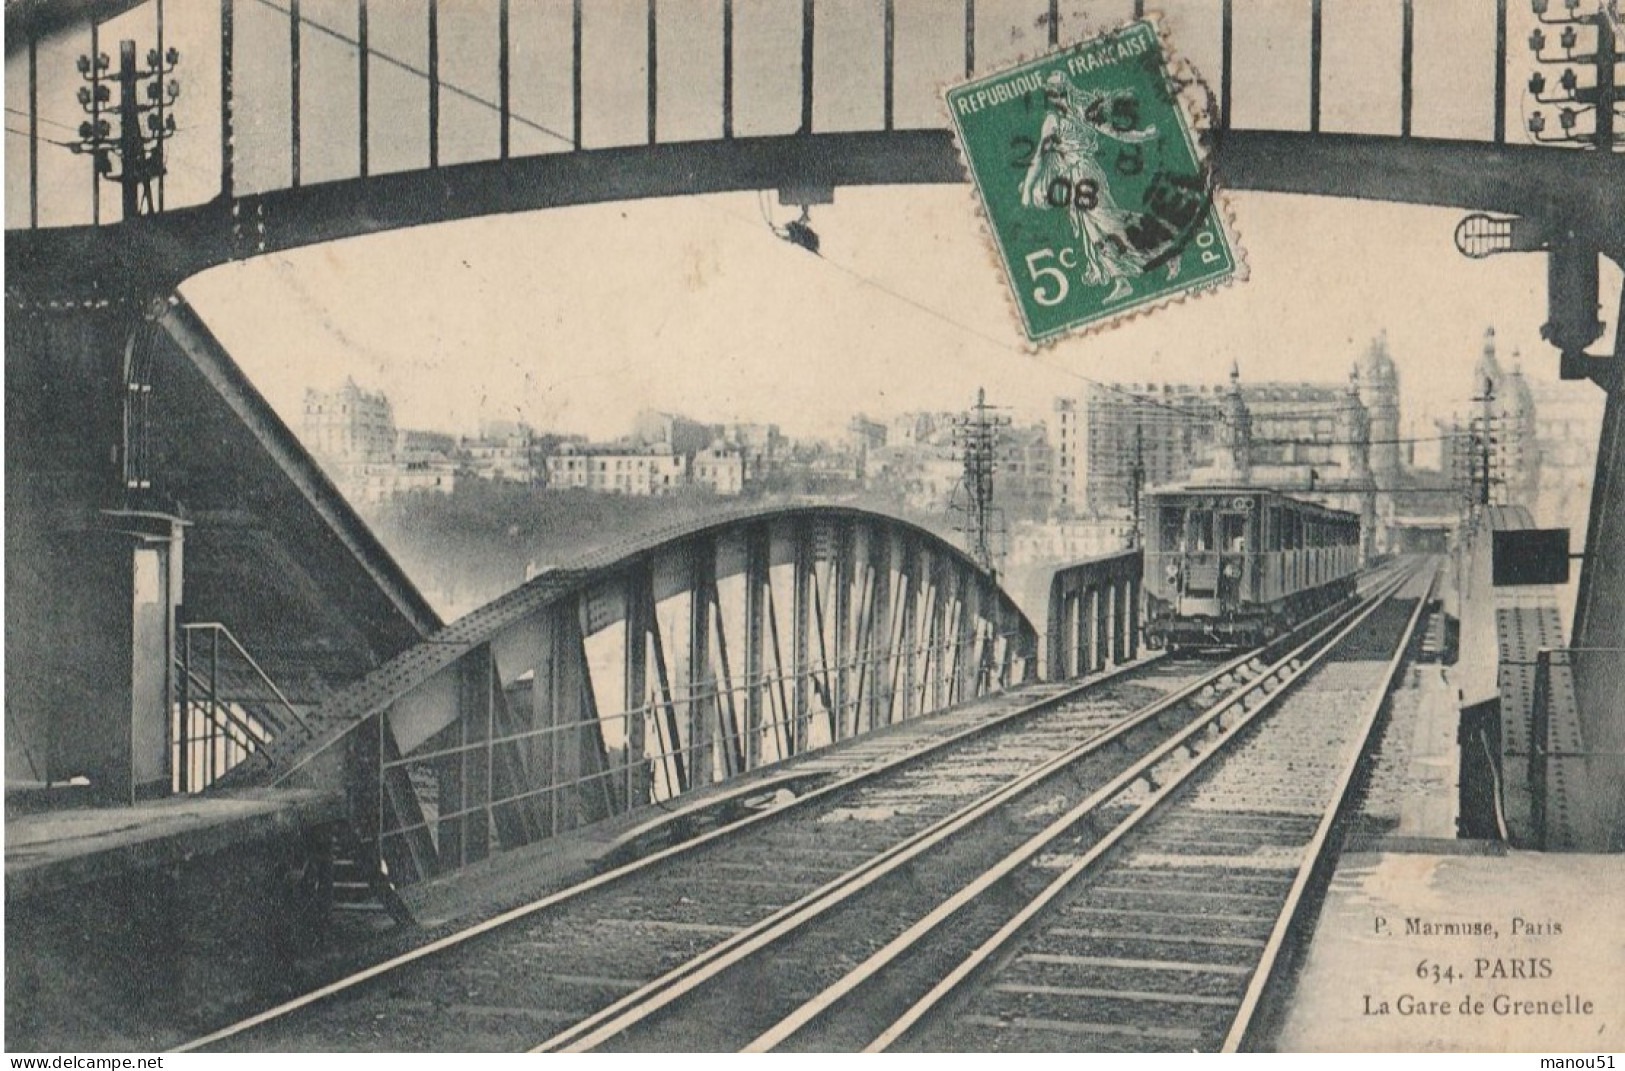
{"left": 4, "top": 0, "right": 1623, "bottom": 1055}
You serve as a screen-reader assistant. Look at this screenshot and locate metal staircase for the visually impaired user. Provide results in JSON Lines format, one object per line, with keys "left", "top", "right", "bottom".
{"left": 172, "top": 622, "right": 313, "bottom": 793}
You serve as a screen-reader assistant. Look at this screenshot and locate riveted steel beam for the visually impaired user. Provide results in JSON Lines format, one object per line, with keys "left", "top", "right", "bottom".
{"left": 791, "top": 525, "right": 812, "bottom": 755}
{"left": 831, "top": 521, "right": 853, "bottom": 741}
{"left": 687, "top": 539, "right": 716, "bottom": 789}
{"left": 743, "top": 524, "right": 768, "bottom": 769}
{"left": 896, "top": 536, "right": 920, "bottom": 723}
{"left": 868, "top": 526, "right": 895, "bottom": 729}
{"left": 623, "top": 567, "right": 651, "bottom": 810}
{"left": 12, "top": 134, "right": 1622, "bottom": 310}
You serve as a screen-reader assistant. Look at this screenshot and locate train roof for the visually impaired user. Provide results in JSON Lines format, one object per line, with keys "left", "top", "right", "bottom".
{"left": 1140, "top": 486, "right": 1362, "bottom": 523}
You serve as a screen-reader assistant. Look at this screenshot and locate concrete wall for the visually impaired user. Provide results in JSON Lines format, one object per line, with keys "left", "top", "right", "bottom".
{"left": 5, "top": 307, "right": 142, "bottom": 794}
{"left": 6, "top": 821, "right": 335, "bottom": 1049}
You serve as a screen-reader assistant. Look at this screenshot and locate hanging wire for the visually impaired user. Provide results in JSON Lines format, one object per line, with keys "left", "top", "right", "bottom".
{"left": 249, "top": 0, "right": 574, "bottom": 148}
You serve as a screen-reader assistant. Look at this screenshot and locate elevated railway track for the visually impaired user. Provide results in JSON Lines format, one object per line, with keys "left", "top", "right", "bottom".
{"left": 179, "top": 559, "right": 1429, "bottom": 1053}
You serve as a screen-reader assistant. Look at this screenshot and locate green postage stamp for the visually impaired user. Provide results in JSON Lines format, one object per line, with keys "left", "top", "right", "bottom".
{"left": 946, "top": 18, "right": 1243, "bottom": 344}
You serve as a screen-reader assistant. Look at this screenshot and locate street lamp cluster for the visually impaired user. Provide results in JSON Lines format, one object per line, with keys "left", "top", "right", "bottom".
{"left": 1526, "top": 0, "right": 1622, "bottom": 149}
{"left": 72, "top": 40, "right": 182, "bottom": 218}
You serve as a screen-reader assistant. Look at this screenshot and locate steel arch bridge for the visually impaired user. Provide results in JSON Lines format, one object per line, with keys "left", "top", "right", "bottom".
{"left": 7, "top": 0, "right": 1625, "bottom": 293}
{"left": 225, "top": 503, "right": 1038, "bottom": 887}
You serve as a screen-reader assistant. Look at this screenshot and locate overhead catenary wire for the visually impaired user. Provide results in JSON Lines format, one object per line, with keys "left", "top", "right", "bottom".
{"left": 6, "top": 124, "right": 82, "bottom": 151}
{"left": 748, "top": 194, "right": 1516, "bottom": 439}
{"left": 6, "top": 104, "right": 86, "bottom": 135}
{"left": 1250, "top": 432, "right": 1464, "bottom": 447}
{"left": 248, "top": 0, "right": 575, "bottom": 149}
{"left": 745, "top": 195, "right": 1504, "bottom": 441}
{"left": 750, "top": 194, "right": 1236, "bottom": 426}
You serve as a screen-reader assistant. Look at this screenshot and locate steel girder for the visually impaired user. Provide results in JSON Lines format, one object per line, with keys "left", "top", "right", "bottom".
{"left": 1046, "top": 549, "right": 1143, "bottom": 682}
{"left": 266, "top": 506, "right": 1035, "bottom": 886}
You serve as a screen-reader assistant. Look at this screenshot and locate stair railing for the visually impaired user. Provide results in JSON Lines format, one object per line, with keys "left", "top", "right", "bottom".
{"left": 172, "top": 622, "right": 309, "bottom": 793}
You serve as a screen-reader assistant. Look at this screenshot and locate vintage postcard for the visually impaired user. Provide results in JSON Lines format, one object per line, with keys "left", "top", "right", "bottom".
{"left": 4, "top": 0, "right": 1622, "bottom": 1058}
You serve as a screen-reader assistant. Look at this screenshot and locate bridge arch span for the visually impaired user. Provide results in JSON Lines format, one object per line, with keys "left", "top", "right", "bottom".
{"left": 11, "top": 129, "right": 1624, "bottom": 307}
{"left": 9, "top": 0, "right": 1625, "bottom": 298}
{"left": 220, "top": 502, "right": 1037, "bottom": 886}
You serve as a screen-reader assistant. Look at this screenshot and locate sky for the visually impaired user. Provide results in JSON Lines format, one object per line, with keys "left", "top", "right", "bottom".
{"left": 176, "top": 183, "right": 1617, "bottom": 444}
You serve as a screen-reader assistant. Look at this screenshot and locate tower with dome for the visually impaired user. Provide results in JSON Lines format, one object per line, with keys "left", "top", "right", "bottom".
{"left": 1356, "top": 332, "right": 1401, "bottom": 484}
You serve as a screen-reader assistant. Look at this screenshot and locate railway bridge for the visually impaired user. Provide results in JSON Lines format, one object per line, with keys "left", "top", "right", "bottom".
{"left": 5, "top": 0, "right": 1624, "bottom": 1051}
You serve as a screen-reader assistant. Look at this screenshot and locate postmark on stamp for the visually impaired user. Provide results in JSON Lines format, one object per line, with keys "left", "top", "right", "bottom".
{"left": 945, "top": 18, "right": 1243, "bottom": 344}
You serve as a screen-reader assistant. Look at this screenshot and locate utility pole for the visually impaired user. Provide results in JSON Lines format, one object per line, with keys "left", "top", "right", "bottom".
{"left": 1456, "top": 3, "right": 1617, "bottom": 397}
{"left": 1527, "top": 0, "right": 1621, "bottom": 150}
{"left": 1453, "top": 422, "right": 1474, "bottom": 514}
{"left": 72, "top": 39, "right": 180, "bottom": 220}
{"left": 1470, "top": 376, "right": 1498, "bottom": 507}
{"left": 1128, "top": 422, "right": 1145, "bottom": 549}
{"left": 117, "top": 42, "right": 141, "bottom": 218}
{"left": 950, "top": 388, "right": 1010, "bottom": 576}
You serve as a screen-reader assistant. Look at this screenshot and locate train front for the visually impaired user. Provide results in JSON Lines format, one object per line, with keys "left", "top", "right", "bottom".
{"left": 1143, "top": 491, "right": 1260, "bottom": 650}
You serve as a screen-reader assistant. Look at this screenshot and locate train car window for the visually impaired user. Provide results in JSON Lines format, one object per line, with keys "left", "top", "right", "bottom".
{"left": 1160, "top": 507, "right": 1183, "bottom": 551}
{"left": 1189, "top": 510, "right": 1215, "bottom": 551}
{"left": 1221, "top": 513, "right": 1248, "bottom": 552}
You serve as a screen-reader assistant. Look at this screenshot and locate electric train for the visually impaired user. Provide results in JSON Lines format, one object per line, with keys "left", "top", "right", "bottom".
{"left": 1141, "top": 487, "right": 1361, "bottom": 650}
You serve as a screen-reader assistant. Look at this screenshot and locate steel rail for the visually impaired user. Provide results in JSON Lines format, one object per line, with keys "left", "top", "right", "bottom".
{"left": 843, "top": 565, "right": 1421, "bottom": 1053}
{"left": 543, "top": 568, "right": 1399, "bottom": 1052}
{"left": 1219, "top": 563, "right": 1436, "bottom": 1051}
{"left": 175, "top": 651, "right": 1158, "bottom": 1052}
{"left": 535, "top": 641, "right": 1279, "bottom": 1052}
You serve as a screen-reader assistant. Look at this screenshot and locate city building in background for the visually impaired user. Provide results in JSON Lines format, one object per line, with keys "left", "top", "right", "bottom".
{"left": 1530, "top": 380, "right": 1604, "bottom": 537}
{"left": 303, "top": 379, "right": 409, "bottom": 503}
{"left": 1433, "top": 327, "right": 1597, "bottom": 536}
{"left": 723, "top": 422, "right": 787, "bottom": 487}
{"left": 303, "top": 378, "right": 397, "bottom": 476}
{"left": 1053, "top": 385, "right": 1219, "bottom": 519}
{"left": 295, "top": 328, "right": 1588, "bottom": 566}
{"left": 1051, "top": 334, "right": 1398, "bottom": 513}
{"left": 545, "top": 443, "right": 688, "bottom": 496}
{"left": 692, "top": 442, "right": 746, "bottom": 495}
{"left": 857, "top": 404, "right": 1052, "bottom": 525}
{"left": 463, "top": 420, "right": 543, "bottom": 485}
{"left": 633, "top": 410, "right": 717, "bottom": 457}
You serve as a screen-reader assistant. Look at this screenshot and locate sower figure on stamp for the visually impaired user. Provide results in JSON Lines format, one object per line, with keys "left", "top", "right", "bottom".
{"left": 1019, "top": 71, "right": 1178, "bottom": 303}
